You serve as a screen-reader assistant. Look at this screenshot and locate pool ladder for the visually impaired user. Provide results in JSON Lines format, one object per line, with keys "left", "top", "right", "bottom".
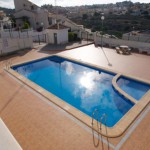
{"left": 91, "top": 109, "right": 107, "bottom": 135}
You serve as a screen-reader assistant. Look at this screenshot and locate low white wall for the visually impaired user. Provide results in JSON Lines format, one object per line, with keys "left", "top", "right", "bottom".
{"left": 0, "top": 30, "right": 33, "bottom": 39}
{"left": 0, "top": 30, "right": 48, "bottom": 43}
{"left": 0, "top": 37, "right": 33, "bottom": 56}
{"left": 94, "top": 33, "right": 150, "bottom": 54}
{"left": 80, "top": 32, "right": 94, "bottom": 40}
{"left": 32, "top": 31, "right": 47, "bottom": 42}
{"left": 122, "top": 34, "right": 150, "bottom": 43}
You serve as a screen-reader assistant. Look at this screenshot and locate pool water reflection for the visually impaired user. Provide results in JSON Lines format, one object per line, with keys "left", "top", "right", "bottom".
{"left": 13, "top": 56, "right": 134, "bottom": 127}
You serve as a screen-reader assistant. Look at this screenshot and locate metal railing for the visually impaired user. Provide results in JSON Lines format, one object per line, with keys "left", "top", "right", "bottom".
{"left": 91, "top": 108, "right": 108, "bottom": 136}
{"left": 91, "top": 109, "right": 100, "bottom": 132}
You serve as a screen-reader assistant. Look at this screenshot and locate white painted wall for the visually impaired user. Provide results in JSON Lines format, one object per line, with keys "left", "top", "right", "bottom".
{"left": 122, "top": 33, "right": 150, "bottom": 43}
{"left": 32, "top": 30, "right": 47, "bottom": 42}
{"left": 46, "top": 29, "right": 69, "bottom": 44}
{"left": 57, "top": 29, "right": 68, "bottom": 44}
{"left": 0, "top": 37, "right": 33, "bottom": 56}
{"left": 94, "top": 33, "right": 150, "bottom": 54}
{"left": 80, "top": 32, "right": 94, "bottom": 40}
{"left": 0, "top": 30, "right": 33, "bottom": 39}
{"left": 0, "top": 30, "right": 48, "bottom": 42}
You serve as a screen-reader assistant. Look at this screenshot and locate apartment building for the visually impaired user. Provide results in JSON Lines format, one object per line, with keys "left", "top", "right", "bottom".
{"left": 14, "top": 0, "right": 53, "bottom": 30}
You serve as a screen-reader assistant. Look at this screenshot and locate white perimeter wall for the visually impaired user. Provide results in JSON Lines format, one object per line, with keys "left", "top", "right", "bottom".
{"left": 0, "top": 30, "right": 47, "bottom": 42}
{"left": 94, "top": 33, "right": 150, "bottom": 54}
{"left": 0, "top": 30, "right": 33, "bottom": 39}
{"left": 79, "top": 31, "right": 94, "bottom": 40}
{"left": 32, "top": 30, "right": 47, "bottom": 42}
{"left": 0, "top": 37, "right": 33, "bottom": 56}
{"left": 122, "top": 34, "right": 150, "bottom": 43}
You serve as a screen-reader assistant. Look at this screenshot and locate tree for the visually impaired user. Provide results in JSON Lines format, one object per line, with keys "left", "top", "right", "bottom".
{"left": 142, "top": 11, "right": 149, "bottom": 15}
{"left": 82, "top": 14, "right": 88, "bottom": 20}
{"left": 94, "top": 12, "right": 100, "bottom": 17}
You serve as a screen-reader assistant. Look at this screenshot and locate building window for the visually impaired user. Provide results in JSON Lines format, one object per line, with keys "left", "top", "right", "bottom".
{"left": 48, "top": 17, "right": 52, "bottom": 25}
{"left": 31, "top": 5, "right": 34, "bottom": 10}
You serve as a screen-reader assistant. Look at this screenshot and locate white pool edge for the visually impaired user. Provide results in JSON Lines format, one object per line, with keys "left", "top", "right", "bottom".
{"left": 0, "top": 118, "right": 22, "bottom": 150}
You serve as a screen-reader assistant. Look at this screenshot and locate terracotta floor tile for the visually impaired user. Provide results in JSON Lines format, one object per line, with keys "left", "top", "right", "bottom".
{"left": 0, "top": 44, "right": 150, "bottom": 150}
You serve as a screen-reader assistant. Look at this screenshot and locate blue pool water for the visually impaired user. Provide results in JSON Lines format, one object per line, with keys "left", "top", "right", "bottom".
{"left": 13, "top": 56, "right": 136, "bottom": 127}
{"left": 117, "top": 77, "right": 150, "bottom": 101}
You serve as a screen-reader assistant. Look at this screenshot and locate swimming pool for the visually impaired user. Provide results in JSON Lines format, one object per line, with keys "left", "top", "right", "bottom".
{"left": 10, "top": 55, "right": 150, "bottom": 136}
{"left": 13, "top": 55, "right": 148, "bottom": 128}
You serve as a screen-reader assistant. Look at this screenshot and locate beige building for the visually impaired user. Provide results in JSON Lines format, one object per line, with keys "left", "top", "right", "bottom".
{"left": 0, "top": 11, "right": 11, "bottom": 30}
{"left": 14, "top": 0, "right": 53, "bottom": 30}
{"left": 13, "top": 0, "right": 89, "bottom": 40}
{"left": 0, "top": 11, "right": 6, "bottom": 20}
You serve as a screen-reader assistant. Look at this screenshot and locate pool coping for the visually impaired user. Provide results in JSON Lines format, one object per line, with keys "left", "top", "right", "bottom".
{"left": 5, "top": 54, "right": 150, "bottom": 138}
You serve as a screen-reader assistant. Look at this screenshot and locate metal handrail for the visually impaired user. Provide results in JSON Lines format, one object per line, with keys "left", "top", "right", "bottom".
{"left": 99, "top": 113, "right": 107, "bottom": 130}
{"left": 91, "top": 109, "right": 99, "bottom": 126}
{"left": 91, "top": 108, "right": 108, "bottom": 135}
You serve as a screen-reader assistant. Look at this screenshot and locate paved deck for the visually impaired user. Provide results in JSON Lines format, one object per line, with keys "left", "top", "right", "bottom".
{"left": 33, "top": 40, "right": 93, "bottom": 51}
{"left": 0, "top": 44, "right": 150, "bottom": 150}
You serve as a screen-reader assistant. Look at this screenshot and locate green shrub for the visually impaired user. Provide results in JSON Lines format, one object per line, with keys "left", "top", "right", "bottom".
{"left": 22, "top": 22, "right": 30, "bottom": 29}
{"left": 68, "top": 32, "right": 74, "bottom": 42}
{"left": 73, "top": 33, "right": 78, "bottom": 40}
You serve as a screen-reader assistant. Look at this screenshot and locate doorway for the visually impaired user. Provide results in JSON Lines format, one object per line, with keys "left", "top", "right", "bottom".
{"left": 54, "top": 33, "right": 57, "bottom": 44}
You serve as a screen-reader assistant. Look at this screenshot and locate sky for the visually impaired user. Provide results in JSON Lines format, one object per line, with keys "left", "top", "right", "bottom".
{"left": 0, "top": 0, "right": 149, "bottom": 9}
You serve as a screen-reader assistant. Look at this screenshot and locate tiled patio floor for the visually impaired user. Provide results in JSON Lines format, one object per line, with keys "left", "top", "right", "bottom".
{"left": 0, "top": 44, "right": 149, "bottom": 150}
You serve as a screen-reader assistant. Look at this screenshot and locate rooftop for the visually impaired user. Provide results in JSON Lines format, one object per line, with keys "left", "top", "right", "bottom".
{"left": 0, "top": 44, "right": 150, "bottom": 150}
{"left": 47, "top": 24, "right": 69, "bottom": 30}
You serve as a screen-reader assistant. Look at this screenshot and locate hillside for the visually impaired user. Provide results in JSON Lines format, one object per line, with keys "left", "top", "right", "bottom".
{"left": 71, "top": 13, "right": 150, "bottom": 38}
{"left": 0, "top": 7, "right": 15, "bottom": 16}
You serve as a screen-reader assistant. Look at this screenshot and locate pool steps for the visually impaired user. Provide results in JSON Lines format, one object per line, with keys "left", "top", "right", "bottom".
{"left": 112, "top": 73, "right": 137, "bottom": 104}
